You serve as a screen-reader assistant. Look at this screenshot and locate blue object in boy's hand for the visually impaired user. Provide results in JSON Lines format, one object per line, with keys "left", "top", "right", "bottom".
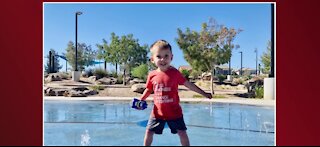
{"left": 132, "top": 98, "right": 148, "bottom": 110}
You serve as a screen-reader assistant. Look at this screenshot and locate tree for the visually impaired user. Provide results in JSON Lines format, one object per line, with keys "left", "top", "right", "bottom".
{"left": 181, "top": 69, "right": 190, "bottom": 80}
{"left": 65, "top": 41, "right": 96, "bottom": 71}
{"left": 131, "top": 64, "right": 149, "bottom": 81}
{"left": 261, "top": 41, "right": 271, "bottom": 74}
{"left": 98, "top": 33, "right": 149, "bottom": 85}
{"left": 97, "top": 33, "right": 122, "bottom": 76}
{"left": 45, "top": 49, "right": 62, "bottom": 73}
{"left": 176, "top": 18, "right": 241, "bottom": 94}
{"left": 82, "top": 44, "right": 97, "bottom": 68}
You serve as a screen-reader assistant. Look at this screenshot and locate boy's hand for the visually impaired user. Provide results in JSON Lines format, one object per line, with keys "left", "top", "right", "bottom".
{"left": 137, "top": 100, "right": 148, "bottom": 110}
{"left": 204, "top": 92, "right": 213, "bottom": 99}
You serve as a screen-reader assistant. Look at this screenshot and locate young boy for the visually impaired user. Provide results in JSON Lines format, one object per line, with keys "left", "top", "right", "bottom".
{"left": 139, "top": 40, "right": 213, "bottom": 146}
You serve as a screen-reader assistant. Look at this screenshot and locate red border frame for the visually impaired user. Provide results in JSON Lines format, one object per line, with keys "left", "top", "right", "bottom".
{"left": 1, "top": 0, "right": 319, "bottom": 145}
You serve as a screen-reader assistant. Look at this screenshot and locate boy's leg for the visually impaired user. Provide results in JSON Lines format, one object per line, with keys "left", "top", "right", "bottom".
{"left": 167, "top": 117, "right": 189, "bottom": 146}
{"left": 177, "top": 130, "right": 190, "bottom": 146}
{"left": 144, "top": 129, "right": 155, "bottom": 146}
{"left": 144, "top": 117, "right": 165, "bottom": 146}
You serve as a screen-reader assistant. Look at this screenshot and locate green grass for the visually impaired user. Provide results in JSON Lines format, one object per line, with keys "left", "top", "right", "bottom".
{"left": 193, "top": 94, "right": 204, "bottom": 98}
{"left": 213, "top": 95, "right": 226, "bottom": 98}
{"left": 89, "top": 85, "right": 105, "bottom": 91}
{"left": 192, "top": 94, "right": 226, "bottom": 99}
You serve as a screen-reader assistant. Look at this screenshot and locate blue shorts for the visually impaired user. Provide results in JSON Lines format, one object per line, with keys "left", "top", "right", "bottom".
{"left": 146, "top": 117, "right": 187, "bottom": 134}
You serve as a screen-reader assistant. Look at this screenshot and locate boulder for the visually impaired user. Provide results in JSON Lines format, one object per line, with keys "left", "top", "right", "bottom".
{"left": 237, "top": 84, "right": 246, "bottom": 90}
{"left": 129, "top": 78, "right": 145, "bottom": 85}
{"left": 68, "top": 90, "right": 87, "bottom": 97}
{"left": 110, "top": 77, "right": 117, "bottom": 85}
{"left": 44, "top": 86, "right": 99, "bottom": 97}
{"left": 88, "top": 76, "right": 97, "bottom": 83}
{"left": 72, "top": 87, "right": 89, "bottom": 91}
{"left": 44, "top": 87, "right": 69, "bottom": 96}
{"left": 83, "top": 90, "right": 99, "bottom": 96}
{"left": 44, "top": 87, "right": 55, "bottom": 96}
{"left": 131, "top": 84, "right": 146, "bottom": 94}
{"left": 97, "top": 78, "right": 112, "bottom": 85}
{"left": 245, "top": 77, "right": 264, "bottom": 97}
{"left": 45, "top": 73, "right": 62, "bottom": 82}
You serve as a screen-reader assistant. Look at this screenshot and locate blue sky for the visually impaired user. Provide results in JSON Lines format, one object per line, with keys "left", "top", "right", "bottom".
{"left": 44, "top": 2, "right": 272, "bottom": 72}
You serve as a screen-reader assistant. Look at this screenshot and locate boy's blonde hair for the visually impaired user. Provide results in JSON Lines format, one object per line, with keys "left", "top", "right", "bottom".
{"left": 150, "top": 40, "right": 172, "bottom": 55}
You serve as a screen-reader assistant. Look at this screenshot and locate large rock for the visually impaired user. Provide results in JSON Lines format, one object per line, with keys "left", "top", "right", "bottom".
{"left": 88, "top": 76, "right": 97, "bottom": 83}
{"left": 44, "top": 87, "right": 69, "bottom": 96}
{"left": 110, "top": 77, "right": 117, "bottom": 85}
{"left": 72, "top": 87, "right": 89, "bottom": 91}
{"left": 44, "top": 86, "right": 98, "bottom": 97}
{"left": 93, "top": 77, "right": 117, "bottom": 85}
{"left": 131, "top": 84, "right": 146, "bottom": 94}
{"left": 237, "top": 84, "right": 246, "bottom": 90}
{"left": 129, "top": 78, "right": 145, "bottom": 85}
{"left": 65, "top": 88, "right": 98, "bottom": 97}
{"left": 97, "top": 78, "right": 112, "bottom": 85}
{"left": 245, "top": 77, "right": 264, "bottom": 98}
{"left": 246, "top": 77, "right": 264, "bottom": 90}
{"left": 83, "top": 90, "right": 99, "bottom": 95}
{"left": 67, "top": 90, "right": 87, "bottom": 97}
{"left": 57, "top": 72, "right": 71, "bottom": 80}
{"left": 45, "top": 73, "right": 62, "bottom": 82}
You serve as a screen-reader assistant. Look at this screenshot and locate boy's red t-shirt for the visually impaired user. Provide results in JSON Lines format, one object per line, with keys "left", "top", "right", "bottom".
{"left": 146, "top": 67, "right": 186, "bottom": 120}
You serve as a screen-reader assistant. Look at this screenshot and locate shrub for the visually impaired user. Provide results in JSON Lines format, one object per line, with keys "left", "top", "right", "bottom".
{"left": 131, "top": 64, "right": 148, "bottom": 81}
{"left": 217, "top": 74, "right": 226, "bottom": 83}
{"left": 255, "top": 85, "right": 264, "bottom": 98}
{"left": 94, "top": 68, "right": 108, "bottom": 79}
{"left": 116, "top": 74, "right": 124, "bottom": 84}
{"left": 243, "top": 75, "right": 252, "bottom": 81}
{"left": 110, "top": 70, "right": 118, "bottom": 78}
{"left": 238, "top": 78, "right": 245, "bottom": 85}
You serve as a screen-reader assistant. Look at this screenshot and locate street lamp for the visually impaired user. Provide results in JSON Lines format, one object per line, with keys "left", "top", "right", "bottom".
{"left": 254, "top": 48, "right": 258, "bottom": 75}
{"left": 259, "top": 63, "right": 261, "bottom": 75}
{"left": 270, "top": 4, "right": 274, "bottom": 78}
{"left": 49, "top": 51, "right": 52, "bottom": 73}
{"left": 75, "top": 11, "right": 82, "bottom": 71}
{"left": 72, "top": 11, "right": 82, "bottom": 82}
{"left": 239, "top": 51, "right": 243, "bottom": 76}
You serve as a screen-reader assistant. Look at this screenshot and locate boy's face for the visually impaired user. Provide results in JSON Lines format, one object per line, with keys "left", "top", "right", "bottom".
{"left": 151, "top": 46, "right": 173, "bottom": 71}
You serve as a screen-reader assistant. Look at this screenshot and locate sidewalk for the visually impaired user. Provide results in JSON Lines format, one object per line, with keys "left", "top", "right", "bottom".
{"left": 44, "top": 96, "right": 275, "bottom": 107}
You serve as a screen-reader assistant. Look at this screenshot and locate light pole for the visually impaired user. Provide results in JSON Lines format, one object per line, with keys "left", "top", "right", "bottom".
{"left": 259, "top": 63, "right": 261, "bottom": 75}
{"left": 270, "top": 4, "right": 274, "bottom": 78}
{"left": 264, "top": 3, "right": 275, "bottom": 100}
{"left": 49, "top": 51, "right": 52, "bottom": 73}
{"left": 75, "top": 11, "right": 82, "bottom": 71}
{"left": 239, "top": 51, "right": 243, "bottom": 76}
{"left": 255, "top": 48, "right": 258, "bottom": 76}
{"left": 52, "top": 52, "right": 55, "bottom": 73}
{"left": 72, "top": 11, "right": 82, "bottom": 82}
{"left": 102, "top": 46, "right": 107, "bottom": 72}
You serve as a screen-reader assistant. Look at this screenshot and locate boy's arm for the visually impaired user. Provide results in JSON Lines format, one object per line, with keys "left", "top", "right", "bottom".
{"left": 140, "top": 88, "right": 153, "bottom": 101}
{"left": 183, "top": 81, "right": 213, "bottom": 99}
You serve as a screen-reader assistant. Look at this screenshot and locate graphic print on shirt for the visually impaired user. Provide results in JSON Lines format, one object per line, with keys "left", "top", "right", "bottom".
{"left": 153, "top": 81, "right": 173, "bottom": 104}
